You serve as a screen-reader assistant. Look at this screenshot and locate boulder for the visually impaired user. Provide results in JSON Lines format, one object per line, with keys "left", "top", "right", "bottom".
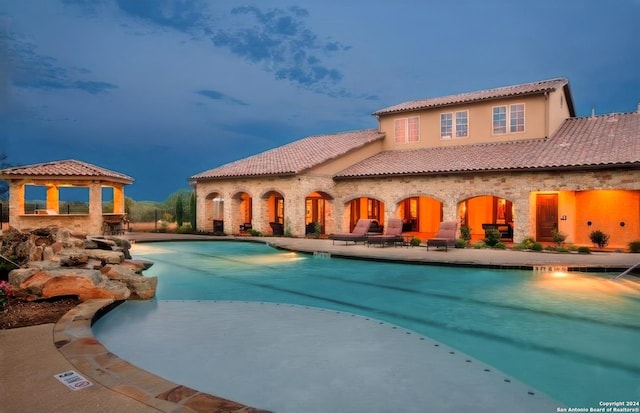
{"left": 86, "top": 249, "right": 124, "bottom": 264}
{"left": 9, "top": 267, "right": 130, "bottom": 301}
{"left": 58, "top": 248, "right": 90, "bottom": 266}
{"left": 120, "top": 259, "right": 154, "bottom": 273}
{"left": 101, "top": 264, "right": 157, "bottom": 300}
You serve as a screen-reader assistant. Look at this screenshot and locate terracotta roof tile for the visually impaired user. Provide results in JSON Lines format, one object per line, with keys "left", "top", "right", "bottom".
{"left": 0, "top": 159, "right": 133, "bottom": 183}
{"left": 336, "top": 112, "right": 640, "bottom": 178}
{"left": 373, "top": 78, "right": 571, "bottom": 115}
{"left": 191, "top": 129, "right": 384, "bottom": 180}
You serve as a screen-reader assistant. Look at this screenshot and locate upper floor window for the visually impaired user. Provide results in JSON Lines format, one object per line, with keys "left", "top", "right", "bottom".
{"left": 440, "top": 111, "right": 468, "bottom": 139}
{"left": 493, "top": 104, "right": 525, "bottom": 135}
{"left": 395, "top": 116, "right": 420, "bottom": 143}
{"left": 510, "top": 103, "right": 525, "bottom": 133}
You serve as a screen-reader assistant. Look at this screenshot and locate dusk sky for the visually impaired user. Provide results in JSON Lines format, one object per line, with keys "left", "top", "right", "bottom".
{"left": 1, "top": 1, "right": 639, "bottom": 201}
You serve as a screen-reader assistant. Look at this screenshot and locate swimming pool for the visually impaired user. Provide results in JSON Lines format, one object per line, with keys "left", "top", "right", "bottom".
{"left": 93, "top": 241, "right": 640, "bottom": 408}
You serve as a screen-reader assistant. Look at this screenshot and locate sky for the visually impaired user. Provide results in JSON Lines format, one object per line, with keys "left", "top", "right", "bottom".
{"left": 1, "top": 0, "right": 639, "bottom": 201}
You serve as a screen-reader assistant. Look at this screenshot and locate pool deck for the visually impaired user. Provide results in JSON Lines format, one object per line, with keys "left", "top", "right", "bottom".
{"left": 2, "top": 232, "right": 639, "bottom": 413}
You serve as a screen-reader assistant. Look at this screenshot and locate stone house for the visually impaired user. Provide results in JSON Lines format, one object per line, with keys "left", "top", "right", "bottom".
{"left": 190, "top": 78, "right": 640, "bottom": 249}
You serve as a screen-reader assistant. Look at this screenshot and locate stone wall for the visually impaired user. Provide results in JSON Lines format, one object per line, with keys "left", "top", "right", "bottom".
{"left": 194, "top": 167, "right": 640, "bottom": 246}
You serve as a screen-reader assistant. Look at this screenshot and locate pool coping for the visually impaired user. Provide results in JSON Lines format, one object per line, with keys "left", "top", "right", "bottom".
{"left": 53, "top": 298, "right": 271, "bottom": 413}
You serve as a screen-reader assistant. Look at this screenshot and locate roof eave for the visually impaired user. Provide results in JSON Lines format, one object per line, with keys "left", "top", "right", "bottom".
{"left": 333, "top": 162, "right": 640, "bottom": 180}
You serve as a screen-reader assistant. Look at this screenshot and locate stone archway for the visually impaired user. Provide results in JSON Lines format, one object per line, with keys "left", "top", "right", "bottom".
{"left": 304, "top": 191, "right": 334, "bottom": 236}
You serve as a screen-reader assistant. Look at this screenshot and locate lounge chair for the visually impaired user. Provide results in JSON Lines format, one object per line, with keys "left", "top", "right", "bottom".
{"left": 331, "top": 219, "right": 376, "bottom": 245}
{"left": 426, "top": 221, "right": 458, "bottom": 251}
{"left": 367, "top": 218, "right": 404, "bottom": 247}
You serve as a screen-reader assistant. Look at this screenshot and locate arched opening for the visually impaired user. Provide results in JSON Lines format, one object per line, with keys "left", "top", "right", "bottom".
{"left": 459, "top": 195, "right": 514, "bottom": 242}
{"left": 205, "top": 192, "right": 224, "bottom": 234}
{"left": 232, "top": 191, "right": 253, "bottom": 234}
{"left": 345, "top": 196, "right": 384, "bottom": 232}
{"left": 305, "top": 191, "right": 334, "bottom": 236}
{"left": 396, "top": 196, "right": 443, "bottom": 238}
{"left": 262, "top": 190, "right": 285, "bottom": 235}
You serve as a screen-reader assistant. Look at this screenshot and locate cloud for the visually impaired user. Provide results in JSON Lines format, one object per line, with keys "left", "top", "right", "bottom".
{"left": 4, "top": 32, "right": 117, "bottom": 94}
{"left": 212, "top": 6, "right": 350, "bottom": 93}
{"left": 196, "top": 89, "right": 247, "bottom": 106}
{"left": 59, "top": 2, "right": 354, "bottom": 97}
{"left": 113, "top": 0, "right": 208, "bottom": 34}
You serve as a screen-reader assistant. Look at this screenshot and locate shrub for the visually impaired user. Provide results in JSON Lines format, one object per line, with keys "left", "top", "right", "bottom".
{"left": 628, "top": 240, "right": 640, "bottom": 253}
{"left": 494, "top": 241, "right": 507, "bottom": 250}
{"left": 589, "top": 230, "right": 610, "bottom": 249}
{"left": 454, "top": 239, "right": 466, "bottom": 249}
{"left": 552, "top": 228, "right": 567, "bottom": 247}
{"left": 531, "top": 242, "right": 543, "bottom": 251}
{"left": 410, "top": 237, "right": 422, "bottom": 247}
{"left": 472, "top": 241, "right": 486, "bottom": 249}
{"left": 460, "top": 226, "right": 472, "bottom": 243}
{"left": 519, "top": 237, "right": 536, "bottom": 249}
{"left": 577, "top": 246, "right": 591, "bottom": 254}
{"left": 247, "top": 229, "right": 262, "bottom": 236}
{"left": 484, "top": 229, "right": 501, "bottom": 247}
{"left": 284, "top": 217, "right": 293, "bottom": 237}
{"left": 176, "top": 223, "right": 192, "bottom": 234}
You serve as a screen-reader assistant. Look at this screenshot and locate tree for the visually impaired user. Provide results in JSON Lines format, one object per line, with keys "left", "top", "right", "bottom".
{"left": 190, "top": 192, "right": 196, "bottom": 231}
{"left": 175, "top": 195, "right": 184, "bottom": 227}
{"left": 0, "top": 152, "right": 10, "bottom": 201}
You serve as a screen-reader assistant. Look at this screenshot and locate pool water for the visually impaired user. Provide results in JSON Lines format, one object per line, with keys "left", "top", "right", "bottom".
{"left": 94, "top": 241, "right": 640, "bottom": 406}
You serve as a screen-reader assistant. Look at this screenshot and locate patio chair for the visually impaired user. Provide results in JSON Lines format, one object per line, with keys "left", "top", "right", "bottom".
{"left": 426, "top": 221, "right": 458, "bottom": 251}
{"left": 367, "top": 218, "right": 404, "bottom": 247}
{"left": 331, "top": 219, "right": 376, "bottom": 245}
{"left": 269, "top": 222, "right": 284, "bottom": 236}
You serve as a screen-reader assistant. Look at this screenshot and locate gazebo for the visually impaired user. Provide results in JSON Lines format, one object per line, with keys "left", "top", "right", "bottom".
{"left": 0, "top": 159, "right": 133, "bottom": 235}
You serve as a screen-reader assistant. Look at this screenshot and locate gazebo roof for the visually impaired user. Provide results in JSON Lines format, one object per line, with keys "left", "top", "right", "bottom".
{"left": 0, "top": 159, "right": 134, "bottom": 184}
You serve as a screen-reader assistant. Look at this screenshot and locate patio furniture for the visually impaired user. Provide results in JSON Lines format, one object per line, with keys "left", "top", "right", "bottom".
{"left": 367, "top": 218, "right": 404, "bottom": 247}
{"left": 331, "top": 219, "right": 376, "bottom": 245}
{"left": 426, "top": 221, "right": 458, "bottom": 251}
{"left": 270, "top": 222, "right": 284, "bottom": 236}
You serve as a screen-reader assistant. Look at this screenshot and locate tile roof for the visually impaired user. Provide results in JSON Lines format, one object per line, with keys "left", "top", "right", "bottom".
{"left": 0, "top": 159, "right": 134, "bottom": 183}
{"left": 190, "top": 129, "right": 384, "bottom": 180}
{"left": 373, "top": 78, "right": 572, "bottom": 116}
{"left": 335, "top": 112, "right": 640, "bottom": 179}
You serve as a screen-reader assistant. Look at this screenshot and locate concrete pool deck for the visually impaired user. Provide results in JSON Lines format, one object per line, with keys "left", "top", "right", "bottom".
{"left": 2, "top": 232, "right": 639, "bottom": 412}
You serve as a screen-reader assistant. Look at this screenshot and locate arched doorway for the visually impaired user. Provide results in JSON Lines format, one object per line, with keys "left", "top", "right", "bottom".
{"left": 345, "top": 196, "right": 384, "bottom": 231}
{"left": 232, "top": 191, "right": 252, "bottom": 234}
{"left": 459, "top": 195, "right": 514, "bottom": 242}
{"left": 396, "top": 196, "right": 443, "bottom": 237}
{"left": 305, "top": 191, "right": 333, "bottom": 236}
{"left": 205, "top": 192, "right": 224, "bottom": 234}
{"left": 262, "top": 190, "right": 285, "bottom": 235}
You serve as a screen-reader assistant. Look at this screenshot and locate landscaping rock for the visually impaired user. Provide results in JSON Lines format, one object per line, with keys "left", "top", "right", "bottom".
{"left": 3, "top": 226, "right": 155, "bottom": 303}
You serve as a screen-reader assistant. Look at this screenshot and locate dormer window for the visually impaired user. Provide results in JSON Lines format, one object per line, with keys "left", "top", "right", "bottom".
{"left": 493, "top": 104, "right": 525, "bottom": 135}
{"left": 394, "top": 116, "right": 420, "bottom": 143}
{"left": 440, "top": 111, "right": 468, "bottom": 139}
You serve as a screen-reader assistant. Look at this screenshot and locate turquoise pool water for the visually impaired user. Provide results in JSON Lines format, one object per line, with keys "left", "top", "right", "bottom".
{"left": 94, "top": 241, "right": 640, "bottom": 407}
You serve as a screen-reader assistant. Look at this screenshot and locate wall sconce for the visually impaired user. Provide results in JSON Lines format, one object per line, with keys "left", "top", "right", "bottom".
{"left": 587, "top": 221, "right": 592, "bottom": 226}
{"left": 620, "top": 221, "right": 625, "bottom": 227}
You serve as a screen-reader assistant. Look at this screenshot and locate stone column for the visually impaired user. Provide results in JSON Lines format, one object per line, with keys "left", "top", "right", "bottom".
{"left": 88, "top": 182, "right": 103, "bottom": 234}
{"left": 113, "top": 184, "right": 125, "bottom": 214}
{"left": 46, "top": 185, "right": 59, "bottom": 212}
